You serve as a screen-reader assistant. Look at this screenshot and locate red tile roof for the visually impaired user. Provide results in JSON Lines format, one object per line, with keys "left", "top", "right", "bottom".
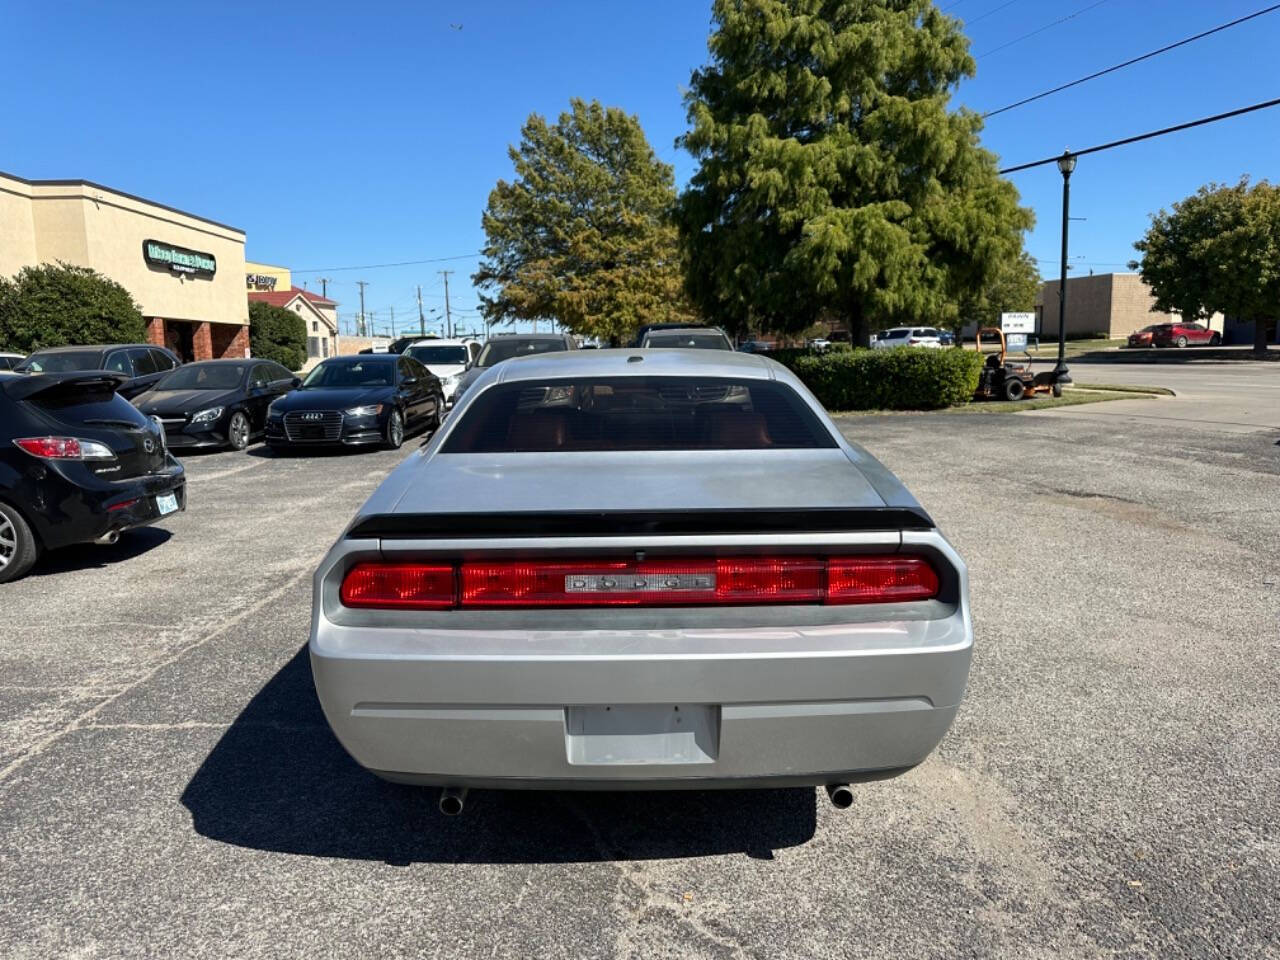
{"left": 247, "top": 286, "right": 336, "bottom": 308}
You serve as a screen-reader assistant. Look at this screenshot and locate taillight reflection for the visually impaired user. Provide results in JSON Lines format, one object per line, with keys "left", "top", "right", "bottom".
{"left": 340, "top": 562, "right": 455, "bottom": 609}
{"left": 339, "top": 556, "right": 939, "bottom": 610}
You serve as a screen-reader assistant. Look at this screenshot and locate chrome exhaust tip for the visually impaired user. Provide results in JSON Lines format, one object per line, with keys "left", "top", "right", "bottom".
{"left": 95, "top": 531, "right": 120, "bottom": 546}
{"left": 438, "top": 786, "right": 468, "bottom": 816}
{"left": 825, "top": 783, "right": 854, "bottom": 809}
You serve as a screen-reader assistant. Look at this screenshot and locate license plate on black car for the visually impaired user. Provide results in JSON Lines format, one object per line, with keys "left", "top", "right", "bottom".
{"left": 156, "top": 492, "right": 179, "bottom": 516}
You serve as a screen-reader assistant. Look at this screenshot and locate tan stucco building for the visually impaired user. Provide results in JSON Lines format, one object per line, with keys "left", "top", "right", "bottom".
{"left": 1036, "top": 273, "right": 1223, "bottom": 339}
{"left": 0, "top": 170, "right": 249, "bottom": 361}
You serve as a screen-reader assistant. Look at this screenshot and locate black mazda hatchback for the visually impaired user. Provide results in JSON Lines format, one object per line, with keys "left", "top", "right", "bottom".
{"left": 133, "top": 359, "right": 298, "bottom": 451}
{"left": 0, "top": 371, "right": 186, "bottom": 583}
{"left": 264, "top": 354, "right": 443, "bottom": 451}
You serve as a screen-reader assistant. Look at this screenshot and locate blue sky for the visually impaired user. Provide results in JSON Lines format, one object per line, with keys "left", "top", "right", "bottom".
{"left": 2, "top": 1, "right": 1277, "bottom": 335}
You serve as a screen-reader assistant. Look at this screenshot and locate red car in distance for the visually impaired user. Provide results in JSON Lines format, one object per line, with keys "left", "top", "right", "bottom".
{"left": 1127, "top": 325, "right": 1159, "bottom": 348}
{"left": 1150, "top": 321, "right": 1220, "bottom": 348}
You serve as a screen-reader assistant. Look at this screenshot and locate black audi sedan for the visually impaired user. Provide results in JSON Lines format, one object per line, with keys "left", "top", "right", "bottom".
{"left": 0, "top": 371, "right": 186, "bottom": 583}
{"left": 133, "top": 359, "right": 298, "bottom": 451}
{"left": 16, "top": 344, "right": 181, "bottom": 399}
{"left": 264, "top": 354, "right": 443, "bottom": 451}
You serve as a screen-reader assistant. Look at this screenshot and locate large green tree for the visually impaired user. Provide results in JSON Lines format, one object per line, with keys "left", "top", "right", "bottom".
{"left": 957, "top": 249, "right": 1042, "bottom": 335}
{"left": 474, "top": 98, "right": 695, "bottom": 344}
{"left": 0, "top": 261, "right": 144, "bottom": 353}
{"left": 1132, "top": 178, "right": 1279, "bottom": 354}
{"left": 248, "top": 301, "right": 307, "bottom": 371}
{"left": 677, "top": 0, "right": 1033, "bottom": 345}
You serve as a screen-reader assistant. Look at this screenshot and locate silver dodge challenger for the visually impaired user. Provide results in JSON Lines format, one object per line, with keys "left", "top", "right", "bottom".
{"left": 310, "top": 348, "right": 972, "bottom": 814}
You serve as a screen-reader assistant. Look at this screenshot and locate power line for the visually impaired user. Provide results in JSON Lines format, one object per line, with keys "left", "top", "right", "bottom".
{"left": 976, "top": 0, "right": 1110, "bottom": 58}
{"left": 965, "top": 0, "right": 1023, "bottom": 28}
{"left": 999, "top": 96, "right": 1280, "bottom": 174}
{"left": 983, "top": 4, "right": 1280, "bottom": 118}
{"left": 292, "top": 252, "right": 481, "bottom": 274}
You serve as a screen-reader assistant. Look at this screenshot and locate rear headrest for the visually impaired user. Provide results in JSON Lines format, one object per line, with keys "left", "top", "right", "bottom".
{"left": 706, "top": 410, "right": 771, "bottom": 448}
{"left": 507, "top": 412, "right": 568, "bottom": 451}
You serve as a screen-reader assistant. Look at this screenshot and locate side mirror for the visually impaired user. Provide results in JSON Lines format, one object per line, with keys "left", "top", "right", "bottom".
{"left": 291, "top": 378, "right": 302, "bottom": 389}
{"left": 401, "top": 376, "right": 418, "bottom": 386}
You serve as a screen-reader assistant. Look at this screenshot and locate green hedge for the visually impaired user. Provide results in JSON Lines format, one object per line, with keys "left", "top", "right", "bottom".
{"left": 775, "top": 347, "right": 984, "bottom": 411}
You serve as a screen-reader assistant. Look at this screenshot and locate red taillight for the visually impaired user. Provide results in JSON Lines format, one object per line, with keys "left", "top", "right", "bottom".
{"left": 107, "top": 498, "right": 139, "bottom": 513}
{"left": 339, "top": 562, "right": 455, "bottom": 609}
{"left": 826, "top": 556, "right": 939, "bottom": 604}
{"left": 339, "top": 556, "right": 939, "bottom": 609}
{"left": 460, "top": 557, "right": 824, "bottom": 607}
{"left": 15, "top": 437, "right": 83, "bottom": 459}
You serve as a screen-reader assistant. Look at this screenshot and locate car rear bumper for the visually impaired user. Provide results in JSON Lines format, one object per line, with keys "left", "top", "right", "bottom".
{"left": 27, "top": 462, "right": 186, "bottom": 551}
{"left": 311, "top": 610, "right": 971, "bottom": 789}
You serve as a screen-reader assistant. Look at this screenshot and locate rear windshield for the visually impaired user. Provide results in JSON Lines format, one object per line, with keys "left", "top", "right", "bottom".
{"left": 159, "top": 364, "right": 246, "bottom": 390}
{"left": 302, "top": 361, "right": 393, "bottom": 388}
{"left": 444, "top": 376, "right": 836, "bottom": 452}
{"left": 406, "top": 345, "right": 469, "bottom": 365}
{"left": 644, "top": 333, "right": 730, "bottom": 350}
{"left": 16, "top": 350, "right": 103, "bottom": 372}
{"left": 28, "top": 383, "right": 150, "bottom": 427}
{"left": 476, "top": 339, "right": 567, "bottom": 367}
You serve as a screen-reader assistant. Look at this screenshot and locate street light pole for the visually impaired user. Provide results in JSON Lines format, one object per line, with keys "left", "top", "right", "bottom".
{"left": 1055, "top": 150, "right": 1076, "bottom": 385}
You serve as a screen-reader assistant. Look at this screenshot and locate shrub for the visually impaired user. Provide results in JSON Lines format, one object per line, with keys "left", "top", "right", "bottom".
{"left": 776, "top": 347, "right": 984, "bottom": 411}
{"left": 0, "top": 262, "right": 145, "bottom": 353}
{"left": 249, "top": 301, "right": 307, "bottom": 371}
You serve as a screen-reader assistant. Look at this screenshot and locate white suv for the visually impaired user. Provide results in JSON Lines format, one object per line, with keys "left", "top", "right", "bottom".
{"left": 402, "top": 338, "right": 481, "bottom": 405}
{"left": 871, "top": 327, "right": 943, "bottom": 350}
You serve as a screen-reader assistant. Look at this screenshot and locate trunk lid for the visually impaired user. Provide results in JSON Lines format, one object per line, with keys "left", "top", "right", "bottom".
{"left": 390, "top": 449, "right": 886, "bottom": 514}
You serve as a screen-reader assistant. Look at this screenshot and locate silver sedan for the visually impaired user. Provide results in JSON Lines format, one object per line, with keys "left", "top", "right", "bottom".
{"left": 310, "top": 348, "right": 972, "bottom": 814}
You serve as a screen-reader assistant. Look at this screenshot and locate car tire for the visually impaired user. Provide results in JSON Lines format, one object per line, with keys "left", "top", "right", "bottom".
{"left": 227, "top": 411, "right": 251, "bottom": 451}
{"left": 1176, "top": 335, "right": 1188, "bottom": 348}
{"left": 1052, "top": 383, "right": 1063, "bottom": 398}
{"left": 1210, "top": 333, "right": 1221, "bottom": 346}
{"left": 0, "top": 501, "right": 39, "bottom": 584}
{"left": 1003, "top": 378, "right": 1026, "bottom": 402}
{"left": 384, "top": 409, "right": 404, "bottom": 450}
{"left": 428, "top": 397, "right": 443, "bottom": 432}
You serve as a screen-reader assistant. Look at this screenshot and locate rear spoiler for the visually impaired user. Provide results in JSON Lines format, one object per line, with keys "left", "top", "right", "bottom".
{"left": 1, "top": 371, "right": 128, "bottom": 401}
{"left": 349, "top": 507, "right": 936, "bottom": 540}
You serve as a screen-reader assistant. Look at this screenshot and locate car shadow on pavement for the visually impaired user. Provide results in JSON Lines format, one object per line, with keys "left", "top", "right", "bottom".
{"left": 31, "top": 527, "right": 171, "bottom": 577}
{"left": 181, "top": 647, "right": 817, "bottom": 864}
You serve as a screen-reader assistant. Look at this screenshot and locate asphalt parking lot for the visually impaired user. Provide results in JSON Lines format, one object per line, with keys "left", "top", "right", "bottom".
{"left": 2, "top": 389, "right": 1277, "bottom": 958}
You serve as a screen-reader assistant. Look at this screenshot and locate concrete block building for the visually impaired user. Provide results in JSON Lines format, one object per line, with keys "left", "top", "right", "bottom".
{"left": 0, "top": 171, "right": 250, "bottom": 361}
{"left": 1036, "top": 272, "right": 1223, "bottom": 339}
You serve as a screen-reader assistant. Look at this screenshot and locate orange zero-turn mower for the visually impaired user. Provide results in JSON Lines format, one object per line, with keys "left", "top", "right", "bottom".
{"left": 972, "top": 327, "right": 1062, "bottom": 401}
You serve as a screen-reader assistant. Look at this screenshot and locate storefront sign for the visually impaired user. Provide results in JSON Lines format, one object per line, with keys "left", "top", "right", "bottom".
{"left": 143, "top": 240, "right": 216, "bottom": 278}
{"left": 1000, "top": 312, "right": 1035, "bottom": 334}
{"left": 246, "top": 273, "right": 278, "bottom": 290}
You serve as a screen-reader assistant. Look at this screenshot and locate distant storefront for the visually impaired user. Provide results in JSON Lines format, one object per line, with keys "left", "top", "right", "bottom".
{"left": 244, "top": 261, "right": 339, "bottom": 371}
{"left": 0, "top": 170, "right": 249, "bottom": 361}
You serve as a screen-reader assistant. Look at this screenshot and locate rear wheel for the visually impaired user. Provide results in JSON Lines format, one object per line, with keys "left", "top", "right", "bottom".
{"left": 227, "top": 411, "right": 251, "bottom": 451}
{"left": 1003, "top": 378, "right": 1026, "bottom": 402}
{"left": 384, "top": 409, "right": 404, "bottom": 450}
{"left": 0, "top": 502, "right": 39, "bottom": 584}
{"left": 1210, "top": 333, "right": 1221, "bottom": 346}
{"left": 1052, "top": 383, "right": 1064, "bottom": 398}
{"left": 1176, "top": 335, "right": 1188, "bottom": 348}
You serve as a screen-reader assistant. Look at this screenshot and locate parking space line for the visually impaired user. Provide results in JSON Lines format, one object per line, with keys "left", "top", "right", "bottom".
{"left": 0, "top": 565, "right": 311, "bottom": 789}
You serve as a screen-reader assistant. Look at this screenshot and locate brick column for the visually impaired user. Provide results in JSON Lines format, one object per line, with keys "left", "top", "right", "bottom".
{"left": 229, "top": 326, "right": 250, "bottom": 358}
{"left": 192, "top": 322, "right": 213, "bottom": 361}
{"left": 145, "top": 318, "right": 166, "bottom": 346}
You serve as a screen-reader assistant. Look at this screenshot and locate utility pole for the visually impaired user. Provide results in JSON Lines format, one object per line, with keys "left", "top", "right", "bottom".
{"left": 439, "top": 270, "right": 454, "bottom": 338}
{"left": 356, "top": 280, "right": 369, "bottom": 337}
{"left": 390, "top": 305, "right": 396, "bottom": 338}
{"left": 318, "top": 277, "right": 332, "bottom": 300}
{"left": 416, "top": 285, "right": 426, "bottom": 336}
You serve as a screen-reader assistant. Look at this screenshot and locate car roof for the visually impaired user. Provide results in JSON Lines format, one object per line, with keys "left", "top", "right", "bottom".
{"left": 322, "top": 353, "right": 398, "bottom": 364}
{"left": 409, "top": 338, "right": 472, "bottom": 347}
{"left": 643, "top": 327, "right": 726, "bottom": 338}
{"left": 493, "top": 346, "right": 772, "bottom": 384}
{"left": 488, "top": 333, "right": 572, "bottom": 341}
